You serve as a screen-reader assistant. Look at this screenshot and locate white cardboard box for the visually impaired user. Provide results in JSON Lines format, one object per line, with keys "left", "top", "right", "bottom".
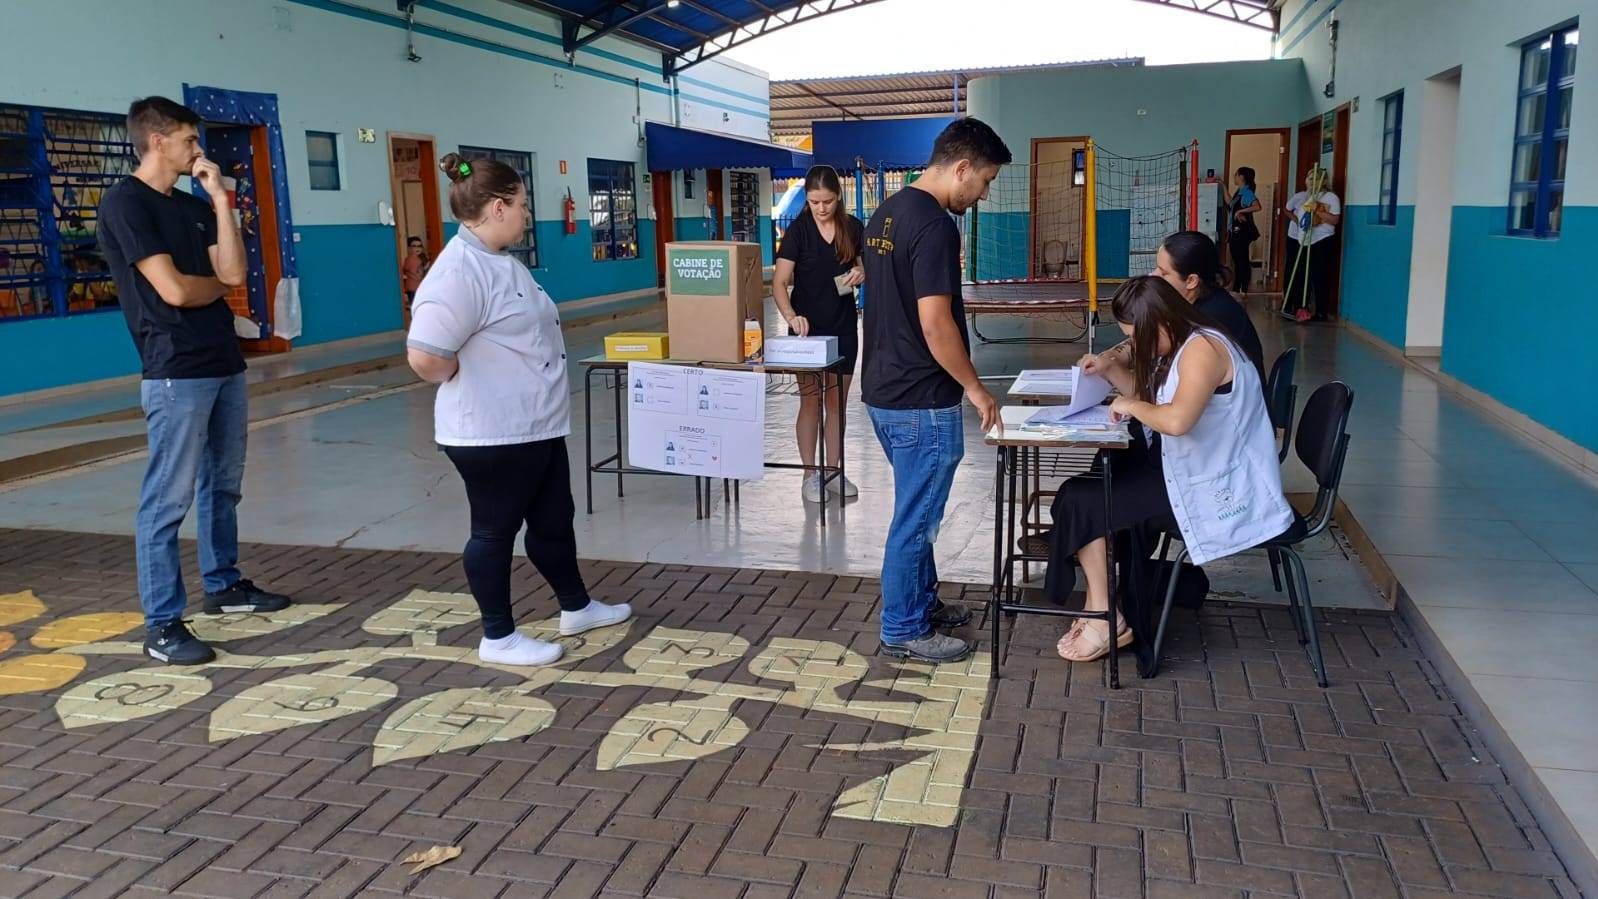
{"left": 763, "top": 336, "right": 839, "bottom": 366}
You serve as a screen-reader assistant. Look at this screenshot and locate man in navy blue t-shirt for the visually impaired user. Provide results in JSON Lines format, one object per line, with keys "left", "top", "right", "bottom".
{"left": 861, "top": 118, "right": 1011, "bottom": 663}
{"left": 98, "top": 97, "right": 292, "bottom": 666}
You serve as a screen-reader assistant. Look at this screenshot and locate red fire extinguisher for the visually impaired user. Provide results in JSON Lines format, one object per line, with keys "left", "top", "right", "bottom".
{"left": 563, "top": 189, "right": 576, "bottom": 235}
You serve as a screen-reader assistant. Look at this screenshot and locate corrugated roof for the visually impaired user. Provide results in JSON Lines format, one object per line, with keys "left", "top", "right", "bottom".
{"left": 517, "top": 0, "right": 887, "bottom": 75}
{"left": 769, "top": 58, "right": 1144, "bottom": 138}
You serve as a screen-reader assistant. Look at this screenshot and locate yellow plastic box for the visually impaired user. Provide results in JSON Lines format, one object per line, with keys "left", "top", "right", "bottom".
{"left": 604, "top": 332, "right": 670, "bottom": 360}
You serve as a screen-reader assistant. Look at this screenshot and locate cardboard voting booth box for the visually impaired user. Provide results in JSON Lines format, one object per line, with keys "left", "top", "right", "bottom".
{"left": 665, "top": 242, "right": 763, "bottom": 363}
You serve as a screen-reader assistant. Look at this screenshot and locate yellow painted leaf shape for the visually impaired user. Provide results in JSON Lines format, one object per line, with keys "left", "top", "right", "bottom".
{"left": 31, "top": 612, "right": 144, "bottom": 649}
{"left": 0, "top": 653, "right": 86, "bottom": 696}
{"left": 0, "top": 632, "right": 13, "bottom": 654}
{"left": 596, "top": 698, "right": 746, "bottom": 770}
{"left": 621, "top": 627, "right": 750, "bottom": 679}
{"left": 0, "top": 590, "right": 46, "bottom": 627}
{"left": 55, "top": 668, "right": 209, "bottom": 726}
{"left": 361, "top": 590, "right": 479, "bottom": 640}
{"left": 208, "top": 672, "right": 397, "bottom": 742}
{"left": 747, "top": 638, "right": 869, "bottom": 685}
{"left": 372, "top": 686, "right": 556, "bottom": 767}
{"left": 187, "top": 603, "right": 344, "bottom": 644}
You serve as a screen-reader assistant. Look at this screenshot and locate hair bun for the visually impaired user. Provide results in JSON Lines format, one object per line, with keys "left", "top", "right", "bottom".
{"left": 440, "top": 153, "right": 470, "bottom": 183}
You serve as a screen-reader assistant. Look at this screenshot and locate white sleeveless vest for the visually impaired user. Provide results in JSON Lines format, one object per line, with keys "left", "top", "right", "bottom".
{"left": 1155, "top": 329, "right": 1295, "bottom": 565}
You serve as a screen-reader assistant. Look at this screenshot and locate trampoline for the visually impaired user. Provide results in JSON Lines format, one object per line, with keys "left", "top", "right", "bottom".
{"left": 962, "top": 280, "right": 1099, "bottom": 347}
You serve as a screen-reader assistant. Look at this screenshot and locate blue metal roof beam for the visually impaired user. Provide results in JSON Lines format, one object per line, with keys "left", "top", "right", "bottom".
{"left": 1131, "top": 0, "right": 1278, "bottom": 32}
{"left": 666, "top": 0, "right": 887, "bottom": 77}
{"left": 559, "top": 0, "right": 715, "bottom": 55}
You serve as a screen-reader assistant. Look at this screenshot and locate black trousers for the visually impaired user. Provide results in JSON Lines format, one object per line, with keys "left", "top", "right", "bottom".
{"left": 1284, "top": 236, "right": 1336, "bottom": 317}
{"left": 1227, "top": 230, "right": 1255, "bottom": 292}
{"left": 444, "top": 438, "right": 589, "bottom": 639}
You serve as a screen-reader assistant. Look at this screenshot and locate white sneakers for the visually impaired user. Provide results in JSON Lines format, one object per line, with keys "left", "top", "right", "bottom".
{"left": 478, "top": 600, "right": 634, "bottom": 667}
{"left": 802, "top": 475, "right": 824, "bottom": 503}
{"left": 478, "top": 632, "right": 564, "bottom": 667}
{"left": 559, "top": 599, "right": 633, "bottom": 636}
{"left": 803, "top": 474, "right": 858, "bottom": 502}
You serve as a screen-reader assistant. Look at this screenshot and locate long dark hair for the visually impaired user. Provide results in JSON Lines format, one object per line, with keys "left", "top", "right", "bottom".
{"left": 799, "top": 165, "right": 857, "bottom": 265}
{"left": 439, "top": 152, "right": 522, "bottom": 221}
{"left": 1110, "top": 275, "right": 1225, "bottom": 402}
{"left": 1235, "top": 166, "right": 1256, "bottom": 190}
{"left": 1161, "top": 231, "right": 1224, "bottom": 291}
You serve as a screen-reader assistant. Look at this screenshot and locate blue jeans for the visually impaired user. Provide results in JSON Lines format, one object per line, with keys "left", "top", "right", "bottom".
{"left": 136, "top": 374, "right": 247, "bottom": 628}
{"left": 866, "top": 404, "right": 965, "bottom": 643}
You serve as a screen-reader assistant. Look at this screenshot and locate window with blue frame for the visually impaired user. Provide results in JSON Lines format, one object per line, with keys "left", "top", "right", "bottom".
{"left": 459, "top": 145, "right": 537, "bottom": 269}
{"left": 1509, "top": 25, "right": 1578, "bottom": 236}
{"left": 0, "top": 103, "right": 131, "bottom": 322}
{"left": 588, "top": 159, "right": 638, "bottom": 262}
{"left": 305, "top": 131, "right": 340, "bottom": 191}
{"left": 1378, "top": 92, "right": 1403, "bottom": 225}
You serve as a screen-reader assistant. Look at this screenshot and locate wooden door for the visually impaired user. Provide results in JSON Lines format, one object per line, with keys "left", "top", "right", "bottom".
{"left": 706, "top": 168, "right": 725, "bottom": 239}
{"left": 652, "top": 171, "right": 675, "bottom": 288}
{"left": 1029, "top": 136, "right": 1089, "bottom": 281}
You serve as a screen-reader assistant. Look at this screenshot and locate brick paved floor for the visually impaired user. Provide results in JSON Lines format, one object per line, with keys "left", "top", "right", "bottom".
{"left": 0, "top": 529, "right": 1583, "bottom": 898}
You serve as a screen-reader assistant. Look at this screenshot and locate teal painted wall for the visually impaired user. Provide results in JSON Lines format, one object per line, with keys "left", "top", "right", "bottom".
{"left": 1442, "top": 206, "right": 1598, "bottom": 452}
{"left": 295, "top": 224, "right": 405, "bottom": 346}
{"left": 0, "top": 0, "right": 770, "bottom": 394}
{"left": 1338, "top": 205, "right": 1414, "bottom": 349}
{"left": 0, "top": 312, "right": 141, "bottom": 395}
{"left": 966, "top": 60, "right": 1315, "bottom": 178}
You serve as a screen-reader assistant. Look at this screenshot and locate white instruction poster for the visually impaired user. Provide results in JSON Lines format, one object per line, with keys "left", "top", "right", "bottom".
{"left": 626, "top": 362, "right": 766, "bottom": 479}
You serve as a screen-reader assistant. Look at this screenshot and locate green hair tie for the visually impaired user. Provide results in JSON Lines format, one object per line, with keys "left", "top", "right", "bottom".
{"left": 457, "top": 162, "right": 472, "bottom": 177}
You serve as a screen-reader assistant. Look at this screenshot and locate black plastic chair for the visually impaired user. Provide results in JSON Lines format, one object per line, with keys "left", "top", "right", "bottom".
{"left": 1263, "top": 347, "right": 1300, "bottom": 593}
{"left": 1266, "top": 347, "right": 1299, "bottom": 464}
{"left": 1149, "top": 380, "right": 1354, "bottom": 688}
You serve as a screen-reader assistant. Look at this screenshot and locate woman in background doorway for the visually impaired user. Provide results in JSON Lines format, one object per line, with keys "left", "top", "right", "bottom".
{"left": 1224, "top": 166, "right": 1261, "bottom": 294}
{"left": 772, "top": 164, "right": 864, "bottom": 503}
{"left": 401, "top": 236, "right": 429, "bottom": 312}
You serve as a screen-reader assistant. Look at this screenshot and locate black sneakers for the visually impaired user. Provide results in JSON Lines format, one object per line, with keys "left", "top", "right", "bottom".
{"left": 930, "top": 600, "right": 972, "bottom": 629}
{"left": 203, "top": 579, "right": 293, "bottom": 615}
{"left": 143, "top": 620, "right": 216, "bottom": 666}
{"left": 880, "top": 631, "right": 972, "bottom": 663}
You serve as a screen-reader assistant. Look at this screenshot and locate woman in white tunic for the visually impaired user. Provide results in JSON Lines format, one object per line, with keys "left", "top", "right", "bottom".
{"left": 407, "top": 153, "right": 631, "bottom": 667}
{"left": 1054, "top": 276, "right": 1293, "bottom": 663}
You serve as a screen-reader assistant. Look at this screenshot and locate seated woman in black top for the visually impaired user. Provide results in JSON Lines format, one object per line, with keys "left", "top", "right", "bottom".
{"left": 1088, "top": 232, "right": 1265, "bottom": 387}
{"left": 773, "top": 165, "right": 865, "bottom": 503}
{"left": 1153, "top": 231, "right": 1266, "bottom": 383}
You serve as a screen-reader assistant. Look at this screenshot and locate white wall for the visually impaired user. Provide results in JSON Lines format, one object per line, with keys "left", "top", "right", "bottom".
{"left": 1404, "top": 72, "right": 1461, "bottom": 351}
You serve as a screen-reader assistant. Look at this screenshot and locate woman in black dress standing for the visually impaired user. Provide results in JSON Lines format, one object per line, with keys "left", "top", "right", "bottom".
{"left": 773, "top": 165, "right": 865, "bottom": 503}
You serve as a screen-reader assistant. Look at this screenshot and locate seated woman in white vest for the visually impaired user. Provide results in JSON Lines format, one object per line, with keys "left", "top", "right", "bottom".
{"left": 1049, "top": 275, "right": 1295, "bottom": 663}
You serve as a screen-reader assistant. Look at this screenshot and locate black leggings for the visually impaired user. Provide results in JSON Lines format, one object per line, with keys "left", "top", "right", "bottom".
{"left": 444, "top": 438, "right": 590, "bottom": 639}
{"left": 1284, "top": 236, "right": 1335, "bottom": 317}
{"left": 1228, "top": 230, "right": 1254, "bottom": 292}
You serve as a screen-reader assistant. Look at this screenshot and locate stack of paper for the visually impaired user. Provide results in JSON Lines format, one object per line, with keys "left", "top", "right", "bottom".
{"left": 1010, "top": 369, "right": 1074, "bottom": 396}
{"left": 1025, "top": 404, "right": 1117, "bottom": 429}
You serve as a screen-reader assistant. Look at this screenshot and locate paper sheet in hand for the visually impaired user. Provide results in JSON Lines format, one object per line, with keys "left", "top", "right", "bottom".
{"left": 1026, "top": 404, "right": 1116, "bottom": 428}
{"left": 1062, "top": 367, "right": 1111, "bottom": 415}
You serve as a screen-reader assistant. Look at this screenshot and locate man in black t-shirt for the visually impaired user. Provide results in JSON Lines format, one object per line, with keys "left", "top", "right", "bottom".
{"left": 861, "top": 118, "right": 1011, "bottom": 664}
{"left": 98, "top": 97, "right": 292, "bottom": 667}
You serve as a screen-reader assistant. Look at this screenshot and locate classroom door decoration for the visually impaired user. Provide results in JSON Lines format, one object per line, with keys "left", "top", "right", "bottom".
{"left": 182, "top": 85, "right": 302, "bottom": 341}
